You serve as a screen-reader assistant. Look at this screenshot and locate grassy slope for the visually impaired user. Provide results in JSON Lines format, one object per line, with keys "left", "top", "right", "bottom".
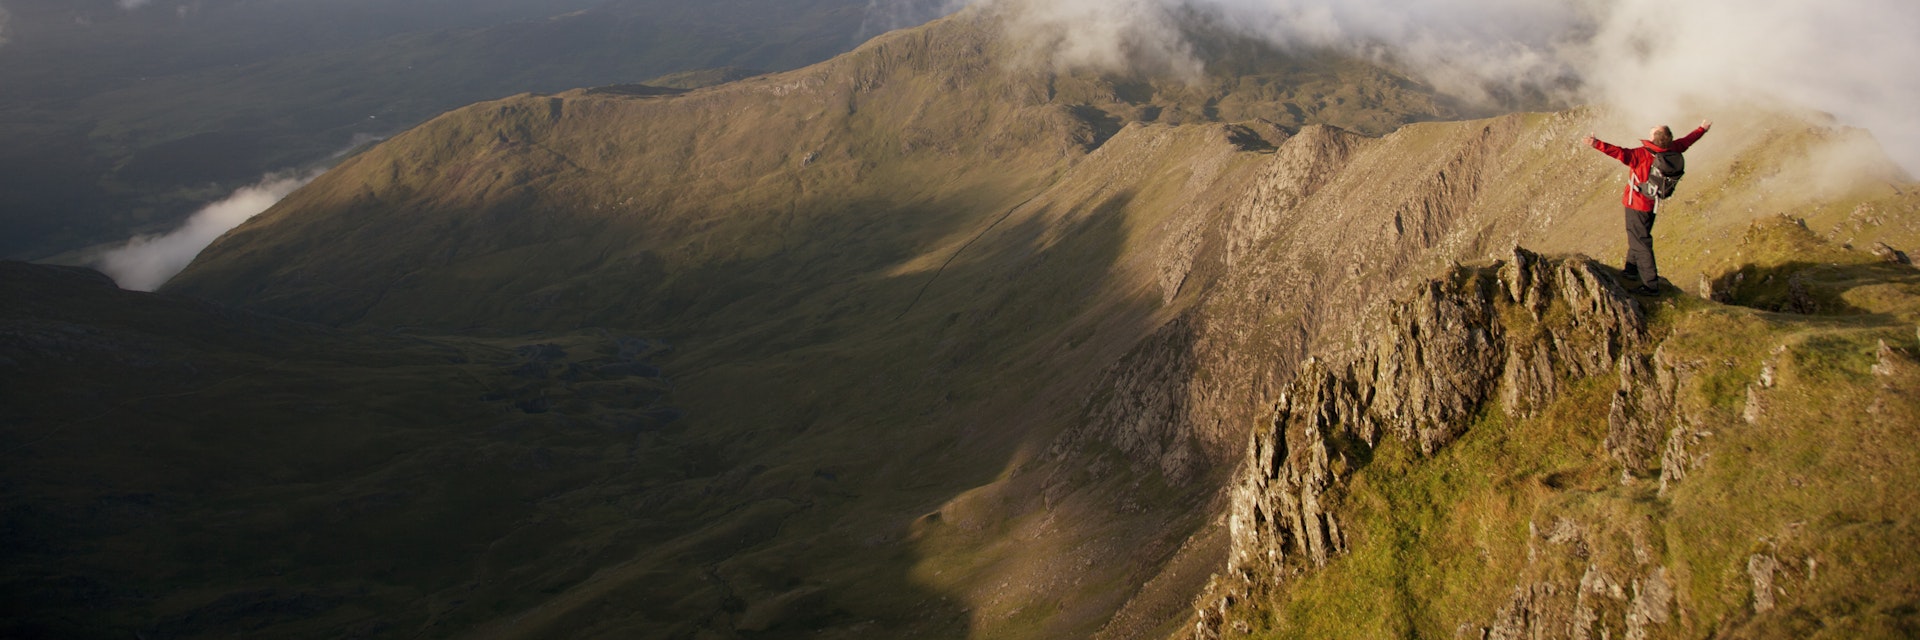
{"left": 149, "top": 10, "right": 1460, "bottom": 639}
{"left": 8, "top": 10, "right": 1452, "bottom": 637}
{"left": 166, "top": 7, "right": 1454, "bottom": 334}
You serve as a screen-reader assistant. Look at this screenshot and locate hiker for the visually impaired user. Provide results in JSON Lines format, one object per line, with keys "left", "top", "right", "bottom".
{"left": 1582, "top": 120, "right": 1711, "bottom": 295}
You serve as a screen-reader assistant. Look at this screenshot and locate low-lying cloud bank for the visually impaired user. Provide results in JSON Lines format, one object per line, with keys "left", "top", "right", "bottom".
{"left": 947, "top": 0, "right": 1920, "bottom": 173}
{"left": 1578, "top": 0, "right": 1919, "bottom": 173}
{"left": 94, "top": 171, "right": 318, "bottom": 292}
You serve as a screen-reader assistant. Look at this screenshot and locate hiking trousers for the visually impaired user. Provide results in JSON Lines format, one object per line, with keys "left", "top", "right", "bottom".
{"left": 1624, "top": 205, "right": 1658, "bottom": 283}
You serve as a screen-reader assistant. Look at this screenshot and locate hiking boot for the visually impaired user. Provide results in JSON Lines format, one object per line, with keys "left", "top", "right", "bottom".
{"left": 1627, "top": 284, "right": 1660, "bottom": 296}
{"left": 1621, "top": 264, "right": 1640, "bottom": 280}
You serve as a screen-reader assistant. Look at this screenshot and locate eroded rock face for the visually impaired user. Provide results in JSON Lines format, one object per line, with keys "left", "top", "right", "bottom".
{"left": 1748, "top": 554, "right": 1779, "bottom": 614}
{"left": 1478, "top": 562, "right": 1673, "bottom": 640}
{"left": 1607, "top": 351, "right": 1673, "bottom": 477}
{"left": 1225, "top": 126, "right": 1362, "bottom": 270}
{"left": 1053, "top": 315, "right": 1205, "bottom": 485}
{"left": 1193, "top": 249, "right": 1647, "bottom": 639}
{"left": 1604, "top": 341, "right": 1723, "bottom": 493}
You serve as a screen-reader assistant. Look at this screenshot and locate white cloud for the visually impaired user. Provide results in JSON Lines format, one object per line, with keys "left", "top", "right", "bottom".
{"left": 1192, "top": 0, "right": 1588, "bottom": 100}
{"left": 971, "top": 0, "right": 1585, "bottom": 93}
{"left": 994, "top": 0, "right": 1204, "bottom": 78}
{"left": 863, "top": 0, "right": 966, "bottom": 39}
{"left": 94, "top": 171, "right": 319, "bottom": 291}
{"left": 0, "top": 3, "right": 13, "bottom": 48}
{"left": 944, "top": 0, "right": 1920, "bottom": 173}
{"left": 1576, "top": 0, "right": 1920, "bottom": 174}
{"left": 117, "top": 0, "right": 153, "bottom": 10}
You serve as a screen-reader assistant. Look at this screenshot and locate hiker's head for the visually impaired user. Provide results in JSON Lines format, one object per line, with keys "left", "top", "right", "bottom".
{"left": 1648, "top": 125, "right": 1674, "bottom": 148}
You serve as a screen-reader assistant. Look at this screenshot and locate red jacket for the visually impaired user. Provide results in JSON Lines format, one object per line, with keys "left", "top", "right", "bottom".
{"left": 1592, "top": 126, "right": 1707, "bottom": 212}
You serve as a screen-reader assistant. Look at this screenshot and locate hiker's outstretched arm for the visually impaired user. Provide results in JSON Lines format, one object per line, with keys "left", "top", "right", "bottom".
{"left": 1674, "top": 121, "right": 1710, "bottom": 151}
{"left": 1586, "top": 134, "right": 1630, "bottom": 165}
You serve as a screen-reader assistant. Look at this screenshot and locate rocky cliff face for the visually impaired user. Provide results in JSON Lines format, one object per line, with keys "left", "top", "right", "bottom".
{"left": 1183, "top": 216, "right": 1920, "bottom": 639}
{"left": 1192, "top": 249, "right": 1648, "bottom": 637}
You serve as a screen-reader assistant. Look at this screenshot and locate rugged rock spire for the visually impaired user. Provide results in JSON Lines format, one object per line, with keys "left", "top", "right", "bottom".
{"left": 1195, "top": 248, "right": 1648, "bottom": 638}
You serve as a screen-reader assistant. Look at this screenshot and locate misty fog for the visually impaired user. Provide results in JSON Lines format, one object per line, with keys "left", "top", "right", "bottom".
{"left": 93, "top": 171, "right": 317, "bottom": 291}
{"left": 971, "top": 0, "right": 1920, "bottom": 174}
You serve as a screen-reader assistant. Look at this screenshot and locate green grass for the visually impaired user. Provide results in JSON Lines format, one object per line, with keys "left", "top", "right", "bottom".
{"left": 1658, "top": 318, "right": 1920, "bottom": 637}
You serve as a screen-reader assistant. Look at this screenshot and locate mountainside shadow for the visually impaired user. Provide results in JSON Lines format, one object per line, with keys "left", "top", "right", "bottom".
{"left": 0, "top": 261, "right": 970, "bottom": 639}
{"left": 1710, "top": 260, "right": 1920, "bottom": 318}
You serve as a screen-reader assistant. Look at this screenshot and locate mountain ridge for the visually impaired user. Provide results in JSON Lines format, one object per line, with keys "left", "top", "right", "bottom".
{"left": 166, "top": 8, "right": 1459, "bottom": 334}
{"left": 1, "top": 0, "right": 884, "bottom": 260}
{"left": 10, "top": 5, "right": 1920, "bottom": 638}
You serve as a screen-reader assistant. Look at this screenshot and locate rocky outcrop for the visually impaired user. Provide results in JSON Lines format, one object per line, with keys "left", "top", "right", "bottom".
{"left": 1870, "top": 241, "right": 1911, "bottom": 265}
{"left": 1224, "top": 125, "right": 1362, "bottom": 270}
{"left": 1478, "top": 562, "right": 1674, "bottom": 640}
{"left": 1606, "top": 351, "right": 1674, "bottom": 477}
{"left": 1054, "top": 315, "right": 1206, "bottom": 485}
{"left": 1605, "top": 337, "right": 1735, "bottom": 495}
{"left": 1504, "top": 250, "right": 1648, "bottom": 419}
{"left": 1193, "top": 248, "right": 1648, "bottom": 639}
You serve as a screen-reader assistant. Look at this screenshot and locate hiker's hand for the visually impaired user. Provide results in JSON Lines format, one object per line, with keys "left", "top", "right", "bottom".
{"left": 1581, "top": 134, "right": 1596, "bottom": 147}
{"left": 1701, "top": 119, "right": 1712, "bottom": 130}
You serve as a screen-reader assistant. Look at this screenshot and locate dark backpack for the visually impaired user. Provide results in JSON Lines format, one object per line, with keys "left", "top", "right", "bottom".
{"left": 1635, "top": 150, "right": 1685, "bottom": 200}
